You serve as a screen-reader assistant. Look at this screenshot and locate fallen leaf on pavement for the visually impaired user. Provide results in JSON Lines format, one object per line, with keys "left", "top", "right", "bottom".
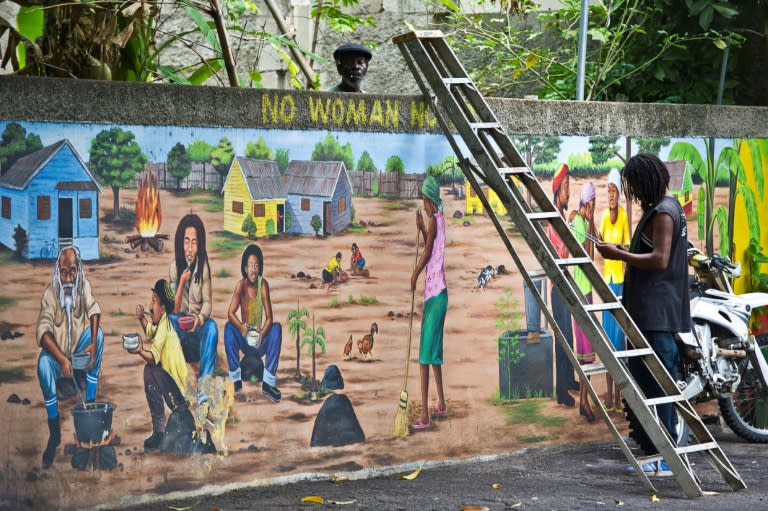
{"left": 650, "top": 494, "right": 660, "bottom": 502}
{"left": 330, "top": 474, "right": 348, "bottom": 483}
{"left": 399, "top": 466, "right": 423, "bottom": 480}
{"left": 460, "top": 506, "right": 489, "bottom": 511}
{"left": 301, "top": 495, "right": 326, "bottom": 504}
{"left": 506, "top": 503, "right": 522, "bottom": 509}
{"left": 168, "top": 503, "right": 200, "bottom": 511}
{"left": 492, "top": 483, "right": 503, "bottom": 489}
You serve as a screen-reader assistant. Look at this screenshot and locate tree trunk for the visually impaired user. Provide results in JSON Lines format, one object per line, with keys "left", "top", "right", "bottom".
{"left": 112, "top": 185, "right": 120, "bottom": 221}
{"left": 295, "top": 330, "right": 301, "bottom": 380}
{"left": 311, "top": 344, "right": 317, "bottom": 392}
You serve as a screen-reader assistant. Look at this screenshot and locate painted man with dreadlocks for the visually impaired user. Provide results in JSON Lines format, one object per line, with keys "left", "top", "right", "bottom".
{"left": 169, "top": 213, "right": 219, "bottom": 405}
{"left": 36, "top": 246, "right": 104, "bottom": 468}
{"left": 597, "top": 153, "right": 690, "bottom": 476}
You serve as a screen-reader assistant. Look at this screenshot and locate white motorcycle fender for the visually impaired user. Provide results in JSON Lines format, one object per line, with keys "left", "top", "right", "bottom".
{"left": 691, "top": 298, "right": 750, "bottom": 339}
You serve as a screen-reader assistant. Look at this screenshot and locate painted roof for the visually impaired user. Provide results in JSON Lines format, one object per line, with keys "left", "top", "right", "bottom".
{"left": 0, "top": 139, "right": 103, "bottom": 193}
{"left": 283, "top": 160, "right": 348, "bottom": 197}
{"left": 237, "top": 158, "right": 286, "bottom": 200}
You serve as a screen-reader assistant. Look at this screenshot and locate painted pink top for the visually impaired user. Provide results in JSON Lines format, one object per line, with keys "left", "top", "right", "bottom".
{"left": 424, "top": 211, "right": 447, "bottom": 300}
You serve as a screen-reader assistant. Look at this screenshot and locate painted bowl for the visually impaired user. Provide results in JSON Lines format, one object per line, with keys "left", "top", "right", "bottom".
{"left": 122, "top": 333, "right": 140, "bottom": 351}
{"left": 246, "top": 329, "right": 261, "bottom": 347}
{"left": 71, "top": 352, "right": 91, "bottom": 370}
{"left": 178, "top": 315, "right": 196, "bottom": 331}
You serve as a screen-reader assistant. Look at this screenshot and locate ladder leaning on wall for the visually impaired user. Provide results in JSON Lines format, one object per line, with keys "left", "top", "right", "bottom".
{"left": 392, "top": 30, "right": 745, "bottom": 498}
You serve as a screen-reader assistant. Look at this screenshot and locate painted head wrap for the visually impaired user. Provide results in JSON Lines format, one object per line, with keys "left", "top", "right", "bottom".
{"left": 552, "top": 163, "right": 569, "bottom": 194}
{"left": 607, "top": 168, "right": 622, "bottom": 196}
{"left": 579, "top": 182, "right": 596, "bottom": 207}
{"left": 421, "top": 175, "right": 443, "bottom": 212}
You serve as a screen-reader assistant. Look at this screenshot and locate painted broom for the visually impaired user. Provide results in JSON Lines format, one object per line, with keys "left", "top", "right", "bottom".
{"left": 393, "top": 223, "right": 420, "bottom": 437}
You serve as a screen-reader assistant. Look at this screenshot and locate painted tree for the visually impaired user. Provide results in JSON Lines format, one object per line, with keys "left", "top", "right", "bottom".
{"left": 311, "top": 133, "right": 354, "bottom": 170}
{"left": 588, "top": 136, "right": 620, "bottom": 165}
{"left": 512, "top": 135, "right": 562, "bottom": 166}
{"left": 167, "top": 142, "right": 192, "bottom": 190}
{"left": 385, "top": 155, "right": 405, "bottom": 173}
{"left": 301, "top": 315, "right": 326, "bottom": 394}
{"left": 89, "top": 127, "right": 147, "bottom": 220}
{"left": 637, "top": 137, "right": 671, "bottom": 156}
{"left": 245, "top": 137, "right": 274, "bottom": 160}
{"left": 211, "top": 137, "right": 234, "bottom": 177}
{"left": 275, "top": 148, "right": 290, "bottom": 174}
{"left": 286, "top": 298, "right": 309, "bottom": 380}
{"left": 310, "top": 214, "right": 322, "bottom": 236}
{"left": 188, "top": 140, "right": 213, "bottom": 190}
{"left": 0, "top": 123, "right": 43, "bottom": 174}
{"left": 241, "top": 213, "right": 257, "bottom": 239}
{"left": 356, "top": 151, "right": 377, "bottom": 172}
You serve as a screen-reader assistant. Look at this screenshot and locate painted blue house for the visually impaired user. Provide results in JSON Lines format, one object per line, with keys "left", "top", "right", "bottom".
{"left": 0, "top": 139, "right": 102, "bottom": 260}
{"left": 283, "top": 161, "right": 352, "bottom": 236}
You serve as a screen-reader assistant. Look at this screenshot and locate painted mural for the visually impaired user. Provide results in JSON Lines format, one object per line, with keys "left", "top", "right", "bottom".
{"left": 0, "top": 117, "right": 762, "bottom": 509}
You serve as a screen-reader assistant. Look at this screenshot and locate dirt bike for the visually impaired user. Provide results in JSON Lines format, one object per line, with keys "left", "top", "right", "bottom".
{"left": 626, "top": 245, "right": 768, "bottom": 452}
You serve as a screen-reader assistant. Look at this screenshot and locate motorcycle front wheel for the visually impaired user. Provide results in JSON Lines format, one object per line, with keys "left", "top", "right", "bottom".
{"left": 719, "top": 335, "right": 768, "bottom": 443}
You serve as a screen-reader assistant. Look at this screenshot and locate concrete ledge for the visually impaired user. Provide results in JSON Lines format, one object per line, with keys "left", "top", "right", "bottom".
{"left": 1, "top": 76, "right": 766, "bottom": 137}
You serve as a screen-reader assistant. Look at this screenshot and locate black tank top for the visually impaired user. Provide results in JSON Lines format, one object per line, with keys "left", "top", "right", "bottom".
{"left": 623, "top": 196, "right": 690, "bottom": 333}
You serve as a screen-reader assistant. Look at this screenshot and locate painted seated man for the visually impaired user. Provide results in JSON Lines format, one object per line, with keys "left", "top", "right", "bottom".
{"left": 224, "top": 244, "right": 283, "bottom": 402}
{"left": 131, "top": 279, "right": 192, "bottom": 451}
{"left": 36, "top": 246, "right": 104, "bottom": 468}
{"left": 169, "top": 213, "right": 219, "bottom": 404}
{"left": 327, "top": 43, "right": 372, "bottom": 93}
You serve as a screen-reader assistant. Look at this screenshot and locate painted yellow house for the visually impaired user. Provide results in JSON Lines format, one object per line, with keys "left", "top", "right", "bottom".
{"left": 465, "top": 181, "right": 508, "bottom": 216}
{"left": 222, "top": 158, "right": 286, "bottom": 238}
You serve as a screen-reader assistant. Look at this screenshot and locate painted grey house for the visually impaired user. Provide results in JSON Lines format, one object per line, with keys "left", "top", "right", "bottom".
{"left": 0, "top": 139, "right": 102, "bottom": 260}
{"left": 283, "top": 161, "right": 352, "bottom": 236}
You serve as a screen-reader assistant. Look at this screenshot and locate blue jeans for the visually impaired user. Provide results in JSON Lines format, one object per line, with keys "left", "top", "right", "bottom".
{"left": 169, "top": 314, "right": 218, "bottom": 380}
{"left": 628, "top": 330, "right": 680, "bottom": 442}
{"left": 224, "top": 321, "right": 282, "bottom": 387}
{"left": 38, "top": 327, "right": 104, "bottom": 419}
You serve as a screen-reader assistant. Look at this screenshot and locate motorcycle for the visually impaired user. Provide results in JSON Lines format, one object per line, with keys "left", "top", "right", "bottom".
{"left": 627, "top": 246, "right": 768, "bottom": 452}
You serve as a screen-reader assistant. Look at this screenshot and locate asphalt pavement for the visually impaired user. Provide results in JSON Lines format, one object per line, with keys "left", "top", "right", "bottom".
{"left": 115, "top": 420, "right": 768, "bottom": 511}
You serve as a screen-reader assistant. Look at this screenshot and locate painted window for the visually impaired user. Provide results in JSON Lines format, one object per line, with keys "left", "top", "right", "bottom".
{"left": 232, "top": 201, "right": 243, "bottom": 214}
{"left": 338, "top": 196, "right": 346, "bottom": 213}
{"left": 1, "top": 196, "right": 9, "bottom": 219}
{"left": 253, "top": 203, "right": 265, "bottom": 217}
{"left": 301, "top": 198, "right": 310, "bottom": 211}
{"left": 79, "top": 198, "right": 92, "bottom": 219}
{"left": 37, "top": 196, "right": 51, "bottom": 220}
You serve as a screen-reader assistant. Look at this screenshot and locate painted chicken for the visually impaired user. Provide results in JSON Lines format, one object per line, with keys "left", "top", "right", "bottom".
{"left": 357, "top": 322, "right": 378, "bottom": 359}
{"left": 343, "top": 335, "right": 354, "bottom": 360}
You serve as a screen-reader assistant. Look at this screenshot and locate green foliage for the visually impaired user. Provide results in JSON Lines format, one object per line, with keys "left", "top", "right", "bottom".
{"left": 302, "top": 325, "right": 327, "bottom": 356}
{"left": 385, "top": 155, "right": 405, "bottom": 173}
{"left": 311, "top": 133, "right": 354, "bottom": 170}
{"left": 89, "top": 127, "right": 147, "bottom": 219}
{"left": 511, "top": 135, "right": 562, "bottom": 165}
{"left": 214, "top": 268, "right": 232, "bottom": 278}
{"left": 188, "top": 140, "right": 214, "bottom": 164}
{"left": 188, "top": 194, "right": 224, "bottom": 213}
{"left": 265, "top": 218, "right": 276, "bottom": 235}
{"left": 245, "top": 137, "right": 274, "bottom": 160}
{"left": 356, "top": 151, "right": 377, "bottom": 172}
{"left": 241, "top": 213, "right": 257, "bottom": 239}
{"left": 0, "top": 123, "right": 43, "bottom": 174}
{"left": 495, "top": 288, "right": 524, "bottom": 400}
{"left": 275, "top": 148, "right": 290, "bottom": 174}
{"left": 167, "top": 142, "right": 192, "bottom": 190}
{"left": 211, "top": 137, "right": 235, "bottom": 177}
{"left": 310, "top": 214, "right": 322, "bottom": 235}
{"left": 329, "top": 297, "right": 340, "bottom": 308}
{"left": 358, "top": 295, "right": 378, "bottom": 305}
{"left": 637, "top": 137, "right": 671, "bottom": 155}
{"left": 311, "top": 0, "right": 377, "bottom": 33}
{"left": 588, "top": 136, "right": 620, "bottom": 165}
{"left": 12, "top": 224, "right": 27, "bottom": 260}
{"left": 211, "top": 231, "right": 246, "bottom": 259}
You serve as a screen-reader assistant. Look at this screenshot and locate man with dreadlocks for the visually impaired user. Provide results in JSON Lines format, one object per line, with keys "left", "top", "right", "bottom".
{"left": 36, "top": 246, "right": 104, "bottom": 468}
{"left": 169, "top": 213, "right": 219, "bottom": 406}
{"left": 597, "top": 153, "right": 690, "bottom": 477}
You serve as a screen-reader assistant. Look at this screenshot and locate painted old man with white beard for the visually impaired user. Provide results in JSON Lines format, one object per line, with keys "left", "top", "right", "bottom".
{"left": 36, "top": 246, "right": 104, "bottom": 468}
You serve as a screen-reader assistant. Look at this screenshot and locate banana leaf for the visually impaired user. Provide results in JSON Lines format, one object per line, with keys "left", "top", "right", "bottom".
{"left": 715, "top": 206, "right": 729, "bottom": 257}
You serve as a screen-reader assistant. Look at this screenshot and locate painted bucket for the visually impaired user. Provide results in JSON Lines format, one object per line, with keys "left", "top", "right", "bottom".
{"left": 72, "top": 402, "right": 115, "bottom": 445}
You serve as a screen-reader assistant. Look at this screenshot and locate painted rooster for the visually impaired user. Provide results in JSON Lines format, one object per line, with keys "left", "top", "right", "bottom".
{"left": 343, "top": 335, "right": 354, "bottom": 360}
{"left": 357, "top": 322, "right": 378, "bottom": 359}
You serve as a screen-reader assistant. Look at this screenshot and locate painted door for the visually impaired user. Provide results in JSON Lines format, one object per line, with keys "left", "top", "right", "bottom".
{"left": 277, "top": 203, "right": 285, "bottom": 233}
{"left": 324, "top": 201, "right": 331, "bottom": 235}
{"left": 58, "top": 197, "right": 73, "bottom": 239}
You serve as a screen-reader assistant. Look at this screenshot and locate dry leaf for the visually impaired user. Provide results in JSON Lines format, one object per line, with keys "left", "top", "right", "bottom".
{"left": 506, "top": 503, "right": 522, "bottom": 509}
{"left": 399, "top": 466, "right": 423, "bottom": 480}
{"left": 168, "top": 503, "right": 200, "bottom": 511}
{"left": 327, "top": 499, "right": 357, "bottom": 505}
{"left": 330, "top": 474, "right": 348, "bottom": 483}
{"left": 492, "top": 483, "right": 503, "bottom": 489}
{"left": 650, "top": 494, "right": 660, "bottom": 502}
{"left": 460, "top": 506, "right": 490, "bottom": 511}
{"left": 301, "top": 495, "right": 326, "bottom": 504}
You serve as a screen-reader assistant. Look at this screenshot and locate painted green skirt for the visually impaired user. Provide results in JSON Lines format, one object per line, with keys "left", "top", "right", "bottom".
{"left": 419, "top": 289, "right": 447, "bottom": 365}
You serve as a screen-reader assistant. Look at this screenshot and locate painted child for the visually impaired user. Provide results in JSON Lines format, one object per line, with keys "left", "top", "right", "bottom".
{"left": 350, "top": 243, "right": 367, "bottom": 275}
{"left": 410, "top": 175, "right": 448, "bottom": 430}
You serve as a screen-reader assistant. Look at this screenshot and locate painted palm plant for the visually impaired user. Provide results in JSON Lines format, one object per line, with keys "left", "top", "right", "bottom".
{"left": 301, "top": 315, "right": 326, "bottom": 397}
{"left": 286, "top": 298, "right": 309, "bottom": 381}
{"left": 668, "top": 139, "right": 761, "bottom": 257}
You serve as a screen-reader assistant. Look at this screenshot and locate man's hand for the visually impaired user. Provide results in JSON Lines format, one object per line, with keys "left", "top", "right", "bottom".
{"left": 180, "top": 268, "right": 192, "bottom": 286}
{"left": 85, "top": 342, "right": 96, "bottom": 371}
{"left": 416, "top": 209, "right": 425, "bottom": 232}
{"left": 410, "top": 270, "right": 418, "bottom": 292}
{"left": 239, "top": 323, "right": 249, "bottom": 337}
{"left": 60, "top": 355, "right": 73, "bottom": 378}
{"left": 596, "top": 243, "right": 625, "bottom": 261}
{"left": 136, "top": 304, "right": 145, "bottom": 320}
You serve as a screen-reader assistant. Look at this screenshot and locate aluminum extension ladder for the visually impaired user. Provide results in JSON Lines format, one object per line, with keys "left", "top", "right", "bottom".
{"left": 393, "top": 30, "right": 745, "bottom": 498}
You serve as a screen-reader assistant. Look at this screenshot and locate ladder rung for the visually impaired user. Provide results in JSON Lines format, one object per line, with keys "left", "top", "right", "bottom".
{"left": 443, "top": 77, "right": 472, "bottom": 86}
{"left": 676, "top": 442, "right": 719, "bottom": 454}
{"left": 527, "top": 211, "right": 560, "bottom": 221}
{"left": 644, "top": 395, "right": 688, "bottom": 406}
{"left": 582, "top": 362, "right": 606, "bottom": 376}
{"left": 614, "top": 348, "right": 655, "bottom": 358}
{"left": 469, "top": 122, "right": 501, "bottom": 130}
{"left": 555, "top": 257, "right": 592, "bottom": 266}
{"left": 584, "top": 302, "right": 622, "bottom": 312}
{"left": 498, "top": 167, "right": 529, "bottom": 175}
